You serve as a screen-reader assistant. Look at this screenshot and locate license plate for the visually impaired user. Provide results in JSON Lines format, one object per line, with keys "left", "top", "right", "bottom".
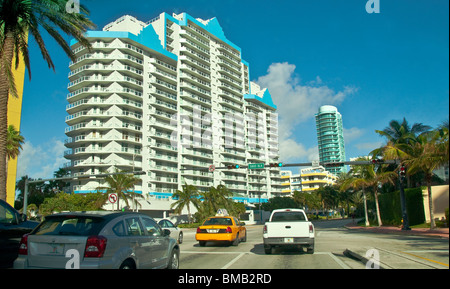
{"left": 207, "top": 229, "right": 219, "bottom": 233}
{"left": 47, "top": 244, "right": 65, "bottom": 255}
{"left": 284, "top": 238, "right": 294, "bottom": 243}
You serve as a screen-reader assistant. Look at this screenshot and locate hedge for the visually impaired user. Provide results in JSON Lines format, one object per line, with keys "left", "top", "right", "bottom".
{"left": 379, "top": 187, "right": 425, "bottom": 226}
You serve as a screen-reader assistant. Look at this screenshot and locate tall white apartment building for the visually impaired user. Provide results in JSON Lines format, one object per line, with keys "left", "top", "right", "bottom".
{"left": 64, "top": 12, "right": 282, "bottom": 203}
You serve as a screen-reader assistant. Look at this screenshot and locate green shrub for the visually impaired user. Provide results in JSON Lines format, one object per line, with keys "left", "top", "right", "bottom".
{"left": 379, "top": 187, "right": 425, "bottom": 226}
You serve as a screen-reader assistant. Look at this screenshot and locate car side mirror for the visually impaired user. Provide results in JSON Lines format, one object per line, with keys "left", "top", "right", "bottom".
{"left": 20, "top": 213, "right": 27, "bottom": 222}
{"left": 163, "top": 229, "right": 171, "bottom": 237}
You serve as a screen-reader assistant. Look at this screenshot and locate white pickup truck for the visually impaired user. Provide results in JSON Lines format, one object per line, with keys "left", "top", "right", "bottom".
{"left": 263, "top": 208, "right": 314, "bottom": 254}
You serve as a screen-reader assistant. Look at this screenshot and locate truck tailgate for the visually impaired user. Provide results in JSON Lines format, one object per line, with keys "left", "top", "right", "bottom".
{"left": 266, "top": 222, "right": 312, "bottom": 238}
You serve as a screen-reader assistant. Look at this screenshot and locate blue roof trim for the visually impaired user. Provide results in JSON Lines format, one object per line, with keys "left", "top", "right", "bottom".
{"left": 179, "top": 13, "right": 242, "bottom": 53}
{"left": 74, "top": 190, "right": 143, "bottom": 194}
{"left": 71, "top": 29, "right": 178, "bottom": 61}
{"left": 244, "top": 89, "right": 277, "bottom": 110}
{"left": 163, "top": 12, "right": 242, "bottom": 54}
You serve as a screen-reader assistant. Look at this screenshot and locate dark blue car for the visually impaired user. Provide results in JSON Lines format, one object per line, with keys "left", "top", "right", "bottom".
{"left": 0, "top": 200, "right": 39, "bottom": 268}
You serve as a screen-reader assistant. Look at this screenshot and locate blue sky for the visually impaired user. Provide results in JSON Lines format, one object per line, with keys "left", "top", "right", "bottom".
{"left": 17, "top": 0, "right": 449, "bottom": 179}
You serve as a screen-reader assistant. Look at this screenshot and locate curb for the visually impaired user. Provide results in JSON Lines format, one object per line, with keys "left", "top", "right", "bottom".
{"left": 344, "top": 224, "right": 449, "bottom": 239}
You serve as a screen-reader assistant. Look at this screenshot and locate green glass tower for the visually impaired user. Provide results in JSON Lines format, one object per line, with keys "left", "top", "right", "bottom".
{"left": 315, "top": 105, "right": 346, "bottom": 175}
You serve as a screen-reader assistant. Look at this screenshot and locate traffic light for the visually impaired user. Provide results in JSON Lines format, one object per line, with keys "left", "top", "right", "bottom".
{"left": 399, "top": 165, "right": 406, "bottom": 177}
{"left": 227, "top": 164, "right": 240, "bottom": 169}
{"left": 269, "top": 162, "right": 283, "bottom": 167}
{"left": 371, "top": 158, "right": 383, "bottom": 164}
{"left": 325, "top": 162, "right": 343, "bottom": 168}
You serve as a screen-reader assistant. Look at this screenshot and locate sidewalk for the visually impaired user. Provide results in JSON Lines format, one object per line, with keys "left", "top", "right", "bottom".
{"left": 345, "top": 222, "right": 449, "bottom": 239}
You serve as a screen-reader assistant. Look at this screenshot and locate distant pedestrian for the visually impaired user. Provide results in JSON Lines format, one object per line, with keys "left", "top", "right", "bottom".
{"left": 351, "top": 213, "right": 355, "bottom": 224}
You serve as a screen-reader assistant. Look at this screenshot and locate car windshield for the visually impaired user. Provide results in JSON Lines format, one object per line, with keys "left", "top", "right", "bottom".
{"left": 203, "top": 218, "right": 233, "bottom": 226}
{"left": 33, "top": 215, "right": 105, "bottom": 236}
{"left": 271, "top": 211, "right": 306, "bottom": 222}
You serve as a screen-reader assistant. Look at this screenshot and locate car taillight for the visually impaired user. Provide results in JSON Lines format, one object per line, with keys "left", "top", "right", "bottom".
{"left": 18, "top": 234, "right": 29, "bottom": 255}
{"left": 197, "top": 227, "right": 201, "bottom": 233}
{"left": 263, "top": 225, "right": 267, "bottom": 234}
{"left": 309, "top": 224, "right": 314, "bottom": 234}
{"left": 84, "top": 235, "right": 107, "bottom": 258}
{"left": 225, "top": 227, "right": 232, "bottom": 233}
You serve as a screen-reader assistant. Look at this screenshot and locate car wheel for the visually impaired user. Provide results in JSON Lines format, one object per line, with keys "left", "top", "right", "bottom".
{"left": 264, "top": 246, "right": 272, "bottom": 255}
{"left": 232, "top": 233, "right": 240, "bottom": 246}
{"left": 178, "top": 232, "right": 183, "bottom": 244}
{"left": 199, "top": 241, "right": 206, "bottom": 247}
{"left": 119, "top": 259, "right": 136, "bottom": 269}
{"left": 242, "top": 230, "right": 247, "bottom": 242}
{"left": 167, "top": 248, "right": 179, "bottom": 269}
{"left": 307, "top": 245, "right": 314, "bottom": 254}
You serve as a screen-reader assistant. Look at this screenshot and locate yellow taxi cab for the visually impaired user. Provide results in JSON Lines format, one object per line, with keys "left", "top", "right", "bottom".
{"left": 196, "top": 209, "right": 247, "bottom": 246}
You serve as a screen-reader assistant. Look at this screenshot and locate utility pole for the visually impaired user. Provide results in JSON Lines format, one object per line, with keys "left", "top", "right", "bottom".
{"left": 398, "top": 165, "right": 410, "bottom": 230}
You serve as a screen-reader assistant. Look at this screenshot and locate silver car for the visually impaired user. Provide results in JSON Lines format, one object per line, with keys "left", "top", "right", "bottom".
{"left": 13, "top": 211, "right": 179, "bottom": 269}
{"left": 157, "top": 219, "right": 183, "bottom": 244}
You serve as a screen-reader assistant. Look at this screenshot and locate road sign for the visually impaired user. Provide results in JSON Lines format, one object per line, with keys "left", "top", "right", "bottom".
{"left": 248, "top": 163, "right": 265, "bottom": 169}
{"left": 209, "top": 165, "right": 215, "bottom": 172}
{"left": 108, "top": 193, "right": 118, "bottom": 204}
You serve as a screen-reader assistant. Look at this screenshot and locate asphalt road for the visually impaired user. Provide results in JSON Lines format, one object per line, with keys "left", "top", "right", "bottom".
{"left": 177, "top": 219, "right": 449, "bottom": 269}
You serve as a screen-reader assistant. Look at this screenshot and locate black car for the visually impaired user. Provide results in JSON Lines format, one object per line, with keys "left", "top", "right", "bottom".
{"left": 0, "top": 199, "right": 39, "bottom": 268}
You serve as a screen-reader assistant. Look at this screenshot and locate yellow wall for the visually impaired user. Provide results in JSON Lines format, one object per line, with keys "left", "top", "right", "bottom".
{"left": 6, "top": 55, "right": 26, "bottom": 206}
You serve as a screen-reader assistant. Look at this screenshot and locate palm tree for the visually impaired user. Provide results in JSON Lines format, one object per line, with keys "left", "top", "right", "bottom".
{"left": 197, "top": 184, "right": 234, "bottom": 221}
{"left": 98, "top": 170, "right": 139, "bottom": 211}
{"left": 375, "top": 118, "right": 431, "bottom": 145}
{"left": 316, "top": 185, "right": 339, "bottom": 219}
{"left": 6, "top": 124, "right": 24, "bottom": 160}
{"left": 0, "top": 0, "right": 95, "bottom": 201}
{"left": 171, "top": 182, "right": 200, "bottom": 224}
{"left": 347, "top": 157, "right": 397, "bottom": 226}
{"left": 403, "top": 132, "right": 448, "bottom": 229}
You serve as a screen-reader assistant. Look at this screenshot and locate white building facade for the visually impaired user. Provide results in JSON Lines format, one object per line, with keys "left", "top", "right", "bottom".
{"left": 64, "top": 12, "right": 281, "bottom": 204}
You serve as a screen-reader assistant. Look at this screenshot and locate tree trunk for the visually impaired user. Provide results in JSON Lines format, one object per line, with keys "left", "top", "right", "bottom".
{"left": 374, "top": 189, "right": 382, "bottom": 226}
{"left": 0, "top": 33, "right": 16, "bottom": 202}
{"left": 187, "top": 204, "right": 191, "bottom": 224}
{"left": 363, "top": 190, "right": 370, "bottom": 227}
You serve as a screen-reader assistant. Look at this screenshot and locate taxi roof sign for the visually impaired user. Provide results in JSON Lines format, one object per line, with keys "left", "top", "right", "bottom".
{"left": 216, "top": 208, "right": 229, "bottom": 216}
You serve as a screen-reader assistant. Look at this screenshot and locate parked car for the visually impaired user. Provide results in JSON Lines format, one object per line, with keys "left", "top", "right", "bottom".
{"left": 158, "top": 219, "right": 183, "bottom": 244}
{"left": 263, "top": 208, "right": 315, "bottom": 254}
{"left": 0, "top": 199, "right": 39, "bottom": 268}
{"left": 196, "top": 210, "right": 246, "bottom": 247}
{"left": 13, "top": 211, "right": 180, "bottom": 269}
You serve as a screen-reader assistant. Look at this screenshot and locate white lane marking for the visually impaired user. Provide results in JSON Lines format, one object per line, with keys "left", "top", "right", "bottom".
{"left": 221, "top": 252, "right": 246, "bottom": 269}
{"left": 315, "top": 252, "right": 351, "bottom": 269}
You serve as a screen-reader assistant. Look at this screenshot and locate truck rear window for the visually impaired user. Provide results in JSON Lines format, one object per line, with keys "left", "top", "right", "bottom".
{"left": 271, "top": 212, "right": 306, "bottom": 222}
{"left": 33, "top": 216, "right": 105, "bottom": 236}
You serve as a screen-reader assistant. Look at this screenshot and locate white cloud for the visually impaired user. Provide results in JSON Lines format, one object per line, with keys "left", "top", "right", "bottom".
{"left": 16, "top": 138, "right": 67, "bottom": 180}
{"left": 256, "top": 62, "right": 357, "bottom": 162}
{"left": 354, "top": 141, "right": 384, "bottom": 151}
{"left": 279, "top": 139, "right": 319, "bottom": 163}
{"left": 343, "top": 127, "right": 365, "bottom": 144}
